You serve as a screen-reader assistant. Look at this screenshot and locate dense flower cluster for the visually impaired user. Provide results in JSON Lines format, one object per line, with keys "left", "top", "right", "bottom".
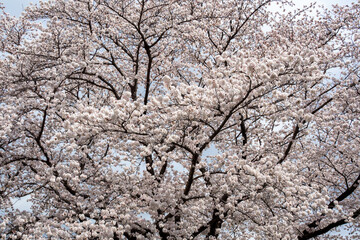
{"left": 0, "top": 0, "right": 359, "bottom": 239}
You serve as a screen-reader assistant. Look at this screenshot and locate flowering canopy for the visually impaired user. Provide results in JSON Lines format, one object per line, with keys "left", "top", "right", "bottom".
{"left": 0, "top": 0, "right": 360, "bottom": 239}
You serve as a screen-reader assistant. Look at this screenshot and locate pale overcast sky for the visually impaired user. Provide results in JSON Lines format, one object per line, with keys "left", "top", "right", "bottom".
{"left": 1, "top": 0, "right": 357, "bottom": 16}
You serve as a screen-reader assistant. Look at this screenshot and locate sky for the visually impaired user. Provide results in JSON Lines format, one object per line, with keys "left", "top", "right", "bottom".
{"left": 2, "top": 0, "right": 38, "bottom": 16}
{"left": 1, "top": 0, "right": 357, "bottom": 16}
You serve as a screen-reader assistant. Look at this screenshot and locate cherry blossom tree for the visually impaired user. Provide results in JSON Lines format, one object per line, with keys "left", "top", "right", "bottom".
{"left": 0, "top": 0, "right": 359, "bottom": 239}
